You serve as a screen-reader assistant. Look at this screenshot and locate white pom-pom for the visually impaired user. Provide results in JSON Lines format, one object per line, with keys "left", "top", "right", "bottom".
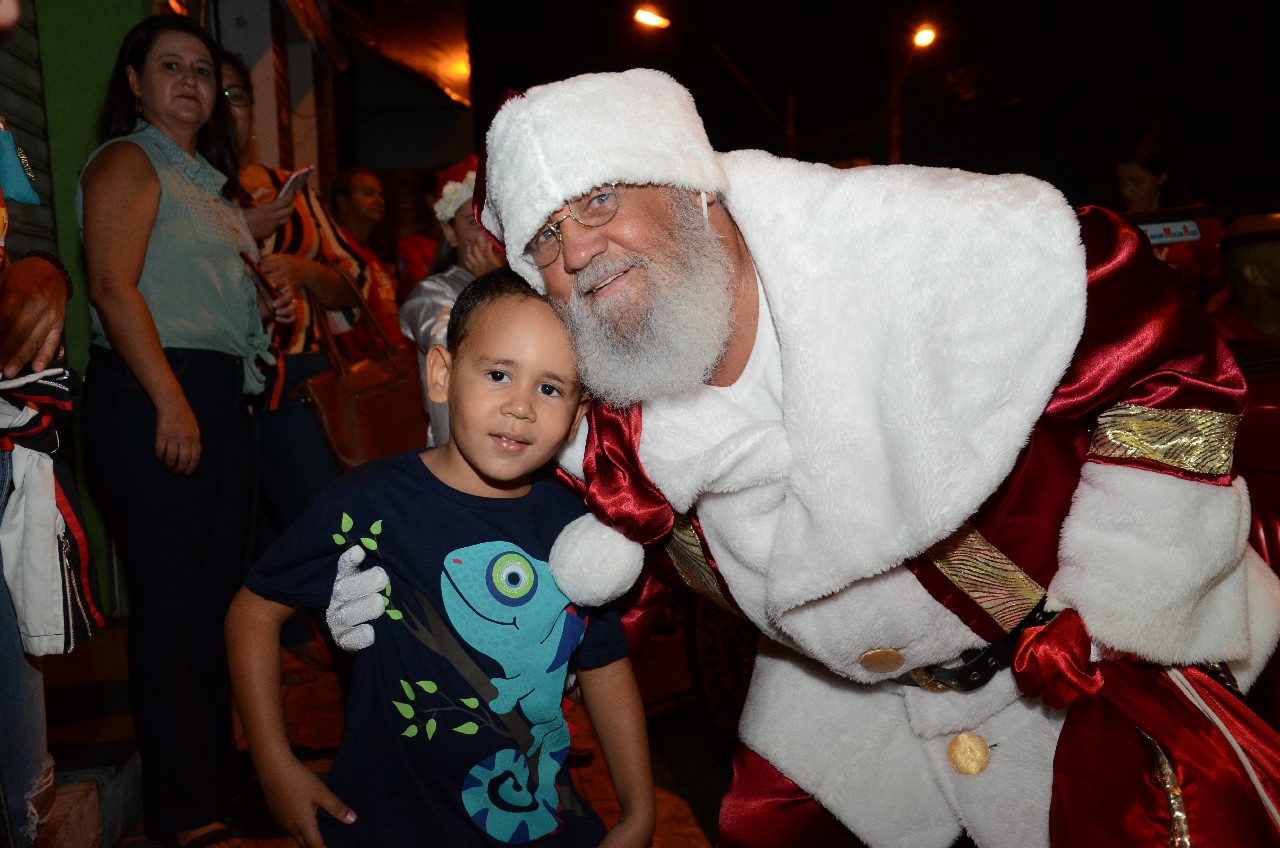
{"left": 549, "top": 513, "right": 646, "bottom": 606}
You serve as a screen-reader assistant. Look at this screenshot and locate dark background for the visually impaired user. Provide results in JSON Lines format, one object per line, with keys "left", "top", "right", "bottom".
{"left": 462, "top": 0, "right": 1280, "bottom": 211}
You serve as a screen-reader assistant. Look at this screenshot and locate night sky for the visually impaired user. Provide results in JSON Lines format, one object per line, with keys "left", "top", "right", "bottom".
{"left": 465, "top": 1, "right": 1280, "bottom": 210}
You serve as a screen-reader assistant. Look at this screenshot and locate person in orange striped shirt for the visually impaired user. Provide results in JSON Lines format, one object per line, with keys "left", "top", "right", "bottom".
{"left": 223, "top": 51, "right": 371, "bottom": 692}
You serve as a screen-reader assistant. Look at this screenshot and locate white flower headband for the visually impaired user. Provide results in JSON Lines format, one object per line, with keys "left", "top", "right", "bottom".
{"left": 433, "top": 170, "right": 476, "bottom": 223}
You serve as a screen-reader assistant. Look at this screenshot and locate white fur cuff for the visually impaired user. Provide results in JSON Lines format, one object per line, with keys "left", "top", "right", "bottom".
{"left": 1052, "top": 462, "right": 1252, "bottom": 664}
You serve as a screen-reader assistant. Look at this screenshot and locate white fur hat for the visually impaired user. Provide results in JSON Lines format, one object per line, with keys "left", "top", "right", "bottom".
{"left": 480, "top": 68, "right": 729, "bottom": 290}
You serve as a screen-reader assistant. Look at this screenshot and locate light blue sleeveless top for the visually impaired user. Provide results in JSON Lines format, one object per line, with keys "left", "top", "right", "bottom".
{"left": 77, "top": 120, "right": 271, "bottom": 393}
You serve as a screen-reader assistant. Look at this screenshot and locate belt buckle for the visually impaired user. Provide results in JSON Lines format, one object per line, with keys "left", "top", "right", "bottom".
{"left": 907, "top": 667, "right": 953, "bottom": 693}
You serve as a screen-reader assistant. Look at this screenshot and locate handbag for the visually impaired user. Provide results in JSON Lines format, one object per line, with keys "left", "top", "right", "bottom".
{"left": 295, "top": 274, "right": 429, "bottom": 472}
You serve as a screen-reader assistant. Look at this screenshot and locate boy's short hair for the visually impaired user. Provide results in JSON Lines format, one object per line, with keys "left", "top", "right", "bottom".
{"left": 446, "top": 266, "right": 549, "bottom": 352}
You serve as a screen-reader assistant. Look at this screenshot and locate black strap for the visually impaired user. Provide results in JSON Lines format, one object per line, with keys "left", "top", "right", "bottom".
{"left": 893, "top": 597, "right": 1055, "bottom": 692}
{"left": 310, "top": 270, "right": 408, "bottom": 379}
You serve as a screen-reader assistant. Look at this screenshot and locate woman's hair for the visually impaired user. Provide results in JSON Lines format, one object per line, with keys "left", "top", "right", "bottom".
{"left": 1115, "top": 133, "right": 1171, "bottom": 180}
{"left": 98, "top": 14, "right": 243, "bottom": 200}
{"left": 1113, "top": 132, "right": 1195, "bottom": 208}
{"left": 220, "top": 48, "right": 252, "bottom": 98}
{"left": 427, "top": 239, "right": 458, "bottom": 277}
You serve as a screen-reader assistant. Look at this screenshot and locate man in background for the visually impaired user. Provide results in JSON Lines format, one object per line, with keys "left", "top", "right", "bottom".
{"left": 330, "top": 168, "right": 403, "bottom": 354}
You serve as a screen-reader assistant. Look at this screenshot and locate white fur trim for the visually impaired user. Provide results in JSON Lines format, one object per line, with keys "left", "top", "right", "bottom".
{"left": 481, "top": 69, "right": 728, "bottom": 290}
{"left": 638, "top": 388, "right": 790, "bottom": 512}
{"left": 432, "top": 170, "right": 475, "bottom": 222}
{"left": 1227, "top": 543, "right": 1280, "bottom": 691}
{"left": 1052, "top": 463, "right": 1258, "bottom": 664}
{"left": 739, "top": 640, "right": 1060, "bottom": 848}
{"left": 555, "top": 423, "right": 587, "bottom": 483}
{"left": 716, "top": 154, "right": 1087, "bottom": 617}
{"left": 549, "top": 513, "right": 645, "bottom": 606}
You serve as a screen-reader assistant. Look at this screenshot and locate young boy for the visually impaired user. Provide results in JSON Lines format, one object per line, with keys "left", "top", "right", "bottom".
{"left": 226, "top": 268, "right": 656, "bottom": 848}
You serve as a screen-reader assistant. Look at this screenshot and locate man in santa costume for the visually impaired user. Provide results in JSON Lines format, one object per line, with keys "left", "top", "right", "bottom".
{"left": 329, "top": 68, "right": 1280, "bottom": 847}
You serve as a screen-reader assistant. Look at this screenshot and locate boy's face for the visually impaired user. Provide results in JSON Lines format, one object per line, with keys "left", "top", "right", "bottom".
{"left": 426, "top": 295, "right": 589, "bottom": 497}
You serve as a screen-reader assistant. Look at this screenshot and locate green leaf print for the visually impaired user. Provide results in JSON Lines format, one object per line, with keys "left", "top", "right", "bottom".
{"left": 416, "top": 680, "right": 438, "bottom": 694}
{"left": 341, "top": 513, "right": 354, "bottom": 533}
{"left": 400, "top": 680, "right": 415, "bottom": 699}
{"left": 331, "top": 534, "right": 345, "bottom": 545}
{"left": 426, "top": 718, "right": 437, "bottom": 739}
{"left": 460, "top": 697, "right": 479, "bottom": 709}
{"left": 403, "top": 725, "right": 418, "bottom": 738}
{"left": 387, "top": 609, "right": 403, "bottom": 621}
{"left": 361, "top": 537, "right": 378, "bottom": 551}
{"left": 393, "top": 701, "right": 414, "bottom": 719}
{"left": 371, "top": 520, "right": 383, "bottom": 535}
{"left": 454, "top": 722, "right": 479, "bottom": 735}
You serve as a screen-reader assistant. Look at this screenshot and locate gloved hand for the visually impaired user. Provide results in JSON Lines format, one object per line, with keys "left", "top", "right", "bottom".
{"left": 325, "top": 545, "right": 389, "bottom": 651}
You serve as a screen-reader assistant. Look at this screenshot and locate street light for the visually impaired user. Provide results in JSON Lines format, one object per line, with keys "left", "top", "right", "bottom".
{"left": 888, "top": 23, "right": 938, "bottom": 164}
{"left": 633, "top": 7, "right": 796, "bottom": 156}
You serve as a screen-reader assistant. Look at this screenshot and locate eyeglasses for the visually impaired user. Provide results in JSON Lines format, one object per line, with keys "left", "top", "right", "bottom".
{"left": 223, "top": 86, "right": 253, "bottom": 107}
{"left": 523, "top": 183, "right": 619, "bottom": 268}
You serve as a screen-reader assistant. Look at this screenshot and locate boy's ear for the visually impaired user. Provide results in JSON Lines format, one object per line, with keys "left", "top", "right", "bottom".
{"left": 425, "top": 344, "right": 452, "bottom": 404}
{"left": 566, "top": 394, "right": 591, "bottom": 442}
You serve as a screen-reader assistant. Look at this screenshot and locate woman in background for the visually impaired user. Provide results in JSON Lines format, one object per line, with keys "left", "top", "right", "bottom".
{"left": 221, "top": 50, "right": 362, "bottom": 691}
{"left": 77, "top": 15, "right": 292, "bottom": 848}
{"left": 398, "top": 154, "right": 504, "bottom": 447}
{"left": 1114, "top": 132, "right": 1223, "bottom": 303}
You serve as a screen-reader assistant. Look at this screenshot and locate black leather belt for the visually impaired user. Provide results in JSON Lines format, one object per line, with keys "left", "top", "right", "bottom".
{"left": 893, "top": 598, "right": 1056, "bottom": 692}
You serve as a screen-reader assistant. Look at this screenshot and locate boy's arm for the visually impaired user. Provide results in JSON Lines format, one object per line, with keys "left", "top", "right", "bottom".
{"left": 226, "top": 587, "right": 358, "bottom": 848}
{"left": 577, "top": 657, "right": 656, "bottom": 847}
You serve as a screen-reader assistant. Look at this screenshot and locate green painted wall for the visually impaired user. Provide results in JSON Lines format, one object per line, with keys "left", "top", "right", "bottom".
{"left": 36, "top": 0, "right": 151, "bottom": 369}
{"left": 34, "top": 0, "right": 152, "bottom": 616}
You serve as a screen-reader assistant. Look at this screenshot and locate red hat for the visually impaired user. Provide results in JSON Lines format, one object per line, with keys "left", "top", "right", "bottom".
{"left": 432, "top": 153, "right": 479, "bottom": 223}
{"left": 435, "top": 152, "right": 479, "bottom": 200}
{"left": 473, "top": 89, "right": 524, "bottom": 250}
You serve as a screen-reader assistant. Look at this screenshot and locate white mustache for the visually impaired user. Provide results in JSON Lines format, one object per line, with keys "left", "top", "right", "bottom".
{"left": 575, "top": 257, "right": 644, "bottom": 296}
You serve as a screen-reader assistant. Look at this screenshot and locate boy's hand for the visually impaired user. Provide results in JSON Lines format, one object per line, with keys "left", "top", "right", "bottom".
{"left": 258, "top": 754, "right": 356, "bottom": 848}
{"left": 326, "top": 545, "right": 389, "bottom": 651}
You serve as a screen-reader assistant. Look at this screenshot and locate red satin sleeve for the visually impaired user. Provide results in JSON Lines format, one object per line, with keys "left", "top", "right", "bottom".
{"left": 1047, "top": 207, "right": 1246, "bottom": 457}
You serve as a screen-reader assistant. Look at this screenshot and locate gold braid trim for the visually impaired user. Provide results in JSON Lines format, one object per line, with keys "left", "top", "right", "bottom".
{"left": 925, "top": 522, "right": 1045, "bottom": 634}
{"left": 666, "top": 512, "right": 739, "bottom": 614}
{"left": 1090, "top": 402, "right": 1238, "bottom": 476}
{"left": 1145, "top": 732, "right": 1192, "bottom": 846}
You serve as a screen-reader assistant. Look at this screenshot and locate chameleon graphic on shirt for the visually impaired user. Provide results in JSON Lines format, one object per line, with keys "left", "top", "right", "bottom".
{"left": 440, "top": 541, "right": 585, "bottom": 843}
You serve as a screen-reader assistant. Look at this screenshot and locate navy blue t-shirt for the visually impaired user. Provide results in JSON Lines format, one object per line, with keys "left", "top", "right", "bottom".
{"left": 247, "top": 451, "right": 628, "bottom": 847}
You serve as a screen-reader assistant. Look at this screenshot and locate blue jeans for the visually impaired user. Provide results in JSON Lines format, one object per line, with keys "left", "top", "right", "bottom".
{"left": 0, "top": 449, "right": 54, "bottom": 848}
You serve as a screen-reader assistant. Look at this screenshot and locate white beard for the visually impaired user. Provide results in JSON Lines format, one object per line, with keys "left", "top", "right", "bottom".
{"left": 565, "top": 192, "right": 733, "bottom": 408}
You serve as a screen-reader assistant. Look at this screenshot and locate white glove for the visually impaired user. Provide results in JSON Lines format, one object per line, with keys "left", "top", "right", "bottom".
{"left": 325, "top": 545, "right": 389, "bottom": 652}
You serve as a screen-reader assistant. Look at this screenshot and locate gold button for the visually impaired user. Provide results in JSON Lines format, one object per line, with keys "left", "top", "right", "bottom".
{"left": 946, "top": 732, "right": 991, "bottom": 775}
{"left": 859, "top": 648, "right": 906, "bottom": 673}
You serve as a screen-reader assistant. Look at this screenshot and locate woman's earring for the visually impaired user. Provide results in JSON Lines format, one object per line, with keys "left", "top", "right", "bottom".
{"left": 134, "top": 96, "right": 143, "bottom": 116}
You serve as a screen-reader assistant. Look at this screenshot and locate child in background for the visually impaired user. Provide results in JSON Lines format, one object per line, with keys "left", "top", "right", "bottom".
{"left": 226, "top": 268, "right": 655, "bottom": 848}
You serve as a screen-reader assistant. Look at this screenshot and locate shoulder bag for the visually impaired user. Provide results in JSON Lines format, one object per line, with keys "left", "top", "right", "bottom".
{"left": 295, "top": 274, "right": 429, "bottom": 472}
